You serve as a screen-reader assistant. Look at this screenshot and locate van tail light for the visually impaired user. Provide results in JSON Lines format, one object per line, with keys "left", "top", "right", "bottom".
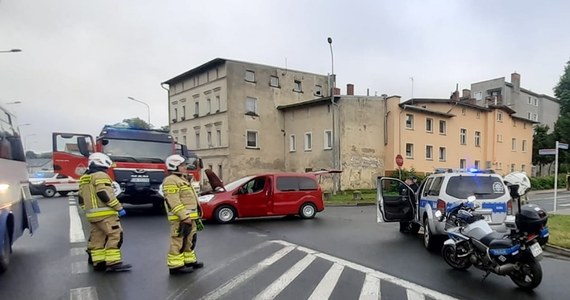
{"left": 437, "top": 199, "right": 446, "bottom": 214}
{"left": 507, "top": 200, "right": 513, "bottom": 215}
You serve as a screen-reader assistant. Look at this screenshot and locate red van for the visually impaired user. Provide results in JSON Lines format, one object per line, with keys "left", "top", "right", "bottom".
{"left": 198, "top": 172, "right": 327, "bottom": 223}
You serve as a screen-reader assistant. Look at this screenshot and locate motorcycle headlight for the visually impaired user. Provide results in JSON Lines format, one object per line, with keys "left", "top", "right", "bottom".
{"left": 198, "top": 194, "right": 215, "bottom": 203}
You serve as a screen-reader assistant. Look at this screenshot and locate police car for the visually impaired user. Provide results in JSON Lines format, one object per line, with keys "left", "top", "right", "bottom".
{"left": 376, "top": 168, "right": 512, "bottom": 251}
{"left": 29, "top": 171, "right": 79, "bottom": 198}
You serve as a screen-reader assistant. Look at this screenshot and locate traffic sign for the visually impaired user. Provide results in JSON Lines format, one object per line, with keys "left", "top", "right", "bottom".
{"left": 395, "top": 154, "right": 404, "bottom": 167}
{"left": 559, "top": 142, "right": 569, "bottom": 150}
{"left": 539, "top": 149, "right": 556, "bottom": 155}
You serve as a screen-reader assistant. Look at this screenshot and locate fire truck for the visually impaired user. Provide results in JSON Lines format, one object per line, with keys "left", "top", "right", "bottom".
{"left": 52, "top": 125, "right": 203, "bottom": 209}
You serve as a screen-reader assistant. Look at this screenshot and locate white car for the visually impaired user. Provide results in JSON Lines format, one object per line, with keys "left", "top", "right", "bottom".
{"left": 29, "top": 171, "right": 79, "bottom": 198}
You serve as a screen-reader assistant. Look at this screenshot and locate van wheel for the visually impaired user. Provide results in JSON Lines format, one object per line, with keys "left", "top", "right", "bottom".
{"left": 300, "top": 203, "right": 316, "bottom": 219}
{"left": 214, "top": 205, "right": 236, "bottom": 224}
{"left": 43, "top": 186, "right": 56, "bottom": 198}
{"left": 0, "top": 229, "right": 11, "bottom": 274}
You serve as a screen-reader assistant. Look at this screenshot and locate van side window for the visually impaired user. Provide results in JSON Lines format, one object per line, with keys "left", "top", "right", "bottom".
{"left": 299, "top": 177, "right": 317, "bottom": 190}
{"left": 277, "top": 177, "right": 298, "bottom": 191}
{"left": 428, "top": 177, "right": 443, "bottom": 196}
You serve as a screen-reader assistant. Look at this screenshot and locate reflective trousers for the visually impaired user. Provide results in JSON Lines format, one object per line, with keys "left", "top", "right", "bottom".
{"left": 88, "top": 217, "right": 123, "bottom": 266}
{"left": 167, "top": 220, "right": 198, "bottom": 269}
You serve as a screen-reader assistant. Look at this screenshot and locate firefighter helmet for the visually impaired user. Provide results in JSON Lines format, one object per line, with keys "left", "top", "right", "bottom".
{"left": 166, "top": 154, "right": 186, "bottom": 171}
{"left": 88, "top": 152, "right": 113, "bottom": 168}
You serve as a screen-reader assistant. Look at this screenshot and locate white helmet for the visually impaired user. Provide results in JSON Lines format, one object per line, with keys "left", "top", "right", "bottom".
{"left": 88, "top": 152, "right": 113, "bottom": 168}
{"left": 504, "top": 171, "right": 531, "bottom": 197}
{"left": 166, "top": 154, "right": 186, "bottom": 171}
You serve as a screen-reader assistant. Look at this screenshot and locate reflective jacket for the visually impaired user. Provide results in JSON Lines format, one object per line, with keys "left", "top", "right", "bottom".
{"left": 162, "top": 174, "right": 200, "bottom": 222}
{"left": 78, "top": 171, "right": 123, "bottom": 222}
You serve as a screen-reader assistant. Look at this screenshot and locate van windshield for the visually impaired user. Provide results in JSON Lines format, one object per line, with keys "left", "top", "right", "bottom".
{"left": 446, "top": 176, "right": 506, "bottom": 199}
{"left": 224, "top": 176, "right": 255, "bottom": 191}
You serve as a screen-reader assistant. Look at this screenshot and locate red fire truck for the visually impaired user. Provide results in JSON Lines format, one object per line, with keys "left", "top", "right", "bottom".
{"left": 52, "top": 125, "right": 203, "bottom": 209}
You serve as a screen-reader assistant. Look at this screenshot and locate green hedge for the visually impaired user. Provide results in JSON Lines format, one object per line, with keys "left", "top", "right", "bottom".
{"left": 530, "top": 176, "right": 568, "bottom": 190}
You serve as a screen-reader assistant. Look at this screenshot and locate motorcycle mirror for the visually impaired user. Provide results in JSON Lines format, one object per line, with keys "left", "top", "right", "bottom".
{"left": 467, "top": 195, "right": 476, "bottom": 203}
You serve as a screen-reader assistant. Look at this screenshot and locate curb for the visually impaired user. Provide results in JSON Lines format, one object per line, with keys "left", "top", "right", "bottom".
{"left": 545, "top": 244, "right": 570, "bottom": 258}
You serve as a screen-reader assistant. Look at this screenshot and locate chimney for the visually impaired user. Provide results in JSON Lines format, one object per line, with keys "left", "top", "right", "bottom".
{"left": 347, "top": 84, "right": 354, "bottom": 96}
{"left": 462, "top": 89, "right": 471, "bottom": 99}
{"left": 511, "top": 72, "right": 520, "bottom": 93}
{"left": 334, "top": 87, "right": 341, "bottom": 95}
{"left": 450, "top": 91, "right": 460, "bottom": 101}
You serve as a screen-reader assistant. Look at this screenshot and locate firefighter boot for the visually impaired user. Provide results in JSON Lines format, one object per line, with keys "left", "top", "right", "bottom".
{"left": 169, "top": 266, "right": 194, "bottom": 275}
{"left": 93, "top": 262, "right": 106, "bottom": 272}
{"left": 86, "top": 250, "right": 93, "bottom": 265}
{"left": 106, "top": 262, "right": 132, "bottom": 272}
{"left": 186, "top": 262, "right": 204, "bottom": 269}
{"left": 184, "top": 250, "right": 204, "bottom": 269}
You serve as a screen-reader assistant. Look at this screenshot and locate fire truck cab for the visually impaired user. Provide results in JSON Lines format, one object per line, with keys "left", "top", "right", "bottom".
{"left": 52, "top": 125, "right": 202, "bottom": 208}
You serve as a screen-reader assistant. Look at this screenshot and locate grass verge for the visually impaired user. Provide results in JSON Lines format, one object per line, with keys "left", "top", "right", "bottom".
{"left": 548, "top": 214, "right": 570, "bottom": 249}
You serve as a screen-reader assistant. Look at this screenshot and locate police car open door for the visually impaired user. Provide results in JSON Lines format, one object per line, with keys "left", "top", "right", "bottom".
{"left": 376, "top": 177, "right": 415, "bottom": 223}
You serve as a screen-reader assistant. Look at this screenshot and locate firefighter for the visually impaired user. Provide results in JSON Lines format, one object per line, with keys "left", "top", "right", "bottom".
{"left": 78, "top": 152, "right": 131, "bottom": 272}
{"left": 162, "top": 154, "right": 205, "bottom": 275}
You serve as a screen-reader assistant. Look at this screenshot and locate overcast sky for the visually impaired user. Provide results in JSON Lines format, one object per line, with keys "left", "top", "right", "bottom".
{"left": 1, "top": 0, "right": 569, "bottom": 153}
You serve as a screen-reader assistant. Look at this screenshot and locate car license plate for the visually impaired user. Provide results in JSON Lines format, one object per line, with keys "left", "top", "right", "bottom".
{"left": 131, "top": 177, "right": 150, "bottom": 183}
{"left": 530, "top": 243, "right": 543, "bottom": 257}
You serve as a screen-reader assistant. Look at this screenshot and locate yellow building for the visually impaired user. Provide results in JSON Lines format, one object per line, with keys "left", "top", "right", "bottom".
{"left": 384, "top": 98, "right": 537, "bottom": 177}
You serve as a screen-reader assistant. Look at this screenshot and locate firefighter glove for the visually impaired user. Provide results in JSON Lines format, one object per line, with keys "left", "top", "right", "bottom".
{"left": 196, "top": 219, "right": 205, "bottom": 231}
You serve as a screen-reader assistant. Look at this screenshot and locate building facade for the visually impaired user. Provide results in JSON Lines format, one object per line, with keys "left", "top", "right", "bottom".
{"left": 384, "top": 98, "right": 537, "bottom": 177}
{"left": 470, "top": 73, "right": 559, "bottom": 131}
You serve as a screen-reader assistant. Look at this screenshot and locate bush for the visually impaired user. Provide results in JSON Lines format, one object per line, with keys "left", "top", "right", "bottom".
{"left": 530, "top": 175, "right": 568, "bottom": 190}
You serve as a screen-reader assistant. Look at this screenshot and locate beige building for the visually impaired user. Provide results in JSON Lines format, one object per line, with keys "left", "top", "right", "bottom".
{"left": 384, "top": 98, "right": 537, "bottom": 177}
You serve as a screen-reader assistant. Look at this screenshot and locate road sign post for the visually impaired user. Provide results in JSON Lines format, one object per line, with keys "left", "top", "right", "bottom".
{"left": 395, "top": 154, "right": 404, "bottom": 179}
{"left": 555, "top": 141, "right": 559, "bottom": 213}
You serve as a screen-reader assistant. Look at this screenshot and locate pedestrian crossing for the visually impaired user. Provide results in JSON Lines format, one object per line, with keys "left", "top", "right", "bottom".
{"left": 186, "top": 240, "right": 459, "bottom": 300}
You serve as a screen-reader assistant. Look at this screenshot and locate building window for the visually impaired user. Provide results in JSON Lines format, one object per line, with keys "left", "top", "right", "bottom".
{"left": 216, "top": 129, "right": 222, "bottom": 147}
{"left": 246, "top": 97, "right": 257, "bottom": 114}
{"left": 439, "top": 120, "right": 446, "bottom": 134}
{"left": 475, "top": 92, "right": 482, "bottom": 100}
{"left": 498, "top": 162, "right": 503, "bottom": 170}
{"left": 460, "top": 128, "right": 467, "bottom": 145}
{"left": 426, "top": 118, "right": 433, "bottom": 133}
{"left": 315, "top": 85, "right": 323, "bottom": 96}
{"left": 426, "top": 145, "right": 433, "bottom": 160}
{"left": 324, "top": 130, "right": 332, "bottom": 150}
{"left": 527, "top": 112, "right": 532, "bottom": 120}
{"left": 476, "top": 111, "right": 480, "bottom": 119}
{"left": 182, "top": 135, "right": 187, "bottom": 145}
{"left": 475, "top": 160, "right": 480, "bottom": 169}
{"left": 522, "top": 164, "right": 526, "bottom": 172}
{"left": 497, "top": 112, "right": 503, "bottom": 122}
{"left": 511, "top": 164, "right": 516, "bottom": 172}
{"left": 289, "top": 134, "right": 296, "bottom": 152}
{"left": 533, "top": 98, "right": 538, "bottom": 106}
{"left": 405, "top": 114, "right": 414, "bottom": 129}
{"left": 460, "top": 159, "right": 467, "bottom": 169}
{"left": 270, "top": 76, "right": 279, "bottom": 87}
{"left": 475, "top": 131, "right": 481, "bottom": 147}
{"left": 194, "top": 101, "right": 199, "bottom": 117}
{"left": 522, "top": 140, "right": 527, "bottom": 152}
{"left": 207, "top": 98, "right": 211, "bottom": 114}
{"left": 439, "top": 147, "right": 446, "bottom": 161}
{"left": 245, "top": 70, "right": 255, "bottom": 82}
{"left": 218, "top": 165, "right": 223, "bottom": 180}
{"left": 304, "top": 132, "right": 312, "bottom": 151}
{"left": 512, "top": 138, "right": 517, "bottom": 151}
{"left": 216, "top": 95, "right": 221, "bottom": 112}
{"left": 182, "top": 106, "right": 186, "bottom": 120}
{"left": 246, "top": 130, "right": 259, "bottom": 148}
{"left": 294, "top": 80, "right": 302, "bottom": 92}
{"left": 528, "top": 97, "right": 532, "bottom": 105}
{"left": 497, "top": 134, "right": 503, "bottom": 143}
{"left": 195, "top": 132, "right": 200, "bottom": 149}
{"left": 174, "top": 108, "right": 178, "bottom": 121}
{"left": 533, "top": 113, "right": 538, "bottom": 121}
{"left": 207, "top": 131, "right": 212, "bottom": 147}
{"left": 406, "top": 143, "right": 414, "bottom": 158}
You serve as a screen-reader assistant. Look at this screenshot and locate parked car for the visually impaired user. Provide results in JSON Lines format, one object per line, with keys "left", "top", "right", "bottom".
{"left": 28, "top": 171, "right": 79, "bottom": 198}
{"left": 197, "top": 172, "right": 333, "bottom": 223}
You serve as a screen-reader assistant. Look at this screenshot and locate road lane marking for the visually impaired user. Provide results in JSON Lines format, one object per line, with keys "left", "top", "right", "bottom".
{"left": 198, "top": 245, "right": 295, "bottom": 300}
{"left": 254, "top": 254, "right": 316, "bottom": 300}
{"left": 272, "top": 240, "right": 459, "bottom": 300}
{"left": 308, "top": 263, "right": 345, "bottom": 300}
{"left": 70, "top": 287, "right": 98, "bottom": 300}
{"left": 359, "top": 274, "right": 381, "bottom": 300}
{"left": 560, "top": 204, "right": 570, "bottom": 207}
{"left": 71, "top": 261, "right": 88, "bottom": 274}
{"left": 69, "top": 205, "right": 85, "bottom": 243}
{"left": 407, "top": 289, "right": 426, "bottom": 300}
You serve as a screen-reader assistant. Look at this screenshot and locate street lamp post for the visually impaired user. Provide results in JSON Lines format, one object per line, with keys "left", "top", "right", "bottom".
{"left": 327, "top": 37, "right": 339, "bottom": 195}
{"left": 127, "top": 96, "right": 151, "bottom": 126}
{"left": 0, "top": 49, "right": 22, "bottom": 53}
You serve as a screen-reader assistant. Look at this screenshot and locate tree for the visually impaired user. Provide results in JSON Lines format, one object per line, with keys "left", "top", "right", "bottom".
{"left": 116, "top": 117, "right": 152, "bottom": 130}
{"left": 25, "top": 151, "right": 37, "bottom": 159}
{"left": 160, "top": 125, "right": 170, "bottom": 132}
{"left": 532, "top": 124, "right": 555, "bottom": 175}
{"left": 554, "top": 59, "right": 570, "bottom": 114}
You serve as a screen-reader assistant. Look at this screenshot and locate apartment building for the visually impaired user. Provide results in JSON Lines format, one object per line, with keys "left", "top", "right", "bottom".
{"left": 470, "top": 73, "right": 560, "bottom": 131}
{"left": 162, "top": 58, "right": 329, "bottom": 184}
{"left": 384, "top": 98, "right": 537, "bottom": 177}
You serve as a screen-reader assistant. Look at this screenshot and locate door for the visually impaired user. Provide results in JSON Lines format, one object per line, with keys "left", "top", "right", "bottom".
{"left": 376, "top": 177, "right": 415, "bottom": 223}
{"left": 237, "top": 176, "right": 269, "bottom": 217}
{"left": 52, "top": 133, "right": 94, "bottom": 179}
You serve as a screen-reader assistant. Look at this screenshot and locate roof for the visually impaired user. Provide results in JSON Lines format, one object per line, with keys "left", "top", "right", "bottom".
{"left": 163, "top": 58, "right": 327, "bottom": 85}
{"left": 399, "top": 104, "right": 456, "bottom": 118}
{"left": 505, "top": 83, "right": 559, "bottom": 102}
{"left": 99, "top": 126, "right": 173, "bottom": 143}
{"left": 512, "top": 115, "right": 540, "bottom": 124}
{"left": 276, "top": 97, "right": 336, "bottom": 110}
{"left": 402, "top": 98, "right": 491, "bottom": 112}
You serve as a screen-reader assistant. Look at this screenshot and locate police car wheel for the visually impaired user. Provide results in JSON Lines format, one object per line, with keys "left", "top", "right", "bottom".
{"left": 0, "top": 229, "right": 10, "bottom": 274}
{"left": 43, "top": 186, "right": 56, "bottom": 198}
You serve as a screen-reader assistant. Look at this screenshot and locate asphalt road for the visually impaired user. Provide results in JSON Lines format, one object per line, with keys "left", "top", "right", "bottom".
{"left": 1, "top": 196, "right": 570, "bottom": 300}
{"left": 528, "top": 190, "right": 570, "bottom": 212}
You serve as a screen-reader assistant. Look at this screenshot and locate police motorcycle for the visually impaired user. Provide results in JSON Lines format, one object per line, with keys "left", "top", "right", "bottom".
{"left": 437, "top": 172, "right": 549, "bottom": 291}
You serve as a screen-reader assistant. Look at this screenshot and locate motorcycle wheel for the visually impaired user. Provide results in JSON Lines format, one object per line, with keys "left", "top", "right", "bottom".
{"left": 442, "top": 245, "right": 471, "bottom": 270}
{"left": 509, "top": 258, "right": 542, "bottom": 291}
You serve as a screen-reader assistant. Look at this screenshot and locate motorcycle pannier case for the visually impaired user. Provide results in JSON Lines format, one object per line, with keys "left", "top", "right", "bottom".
{"left": 515, "top": 204, "right": 548, "bottom": 233}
